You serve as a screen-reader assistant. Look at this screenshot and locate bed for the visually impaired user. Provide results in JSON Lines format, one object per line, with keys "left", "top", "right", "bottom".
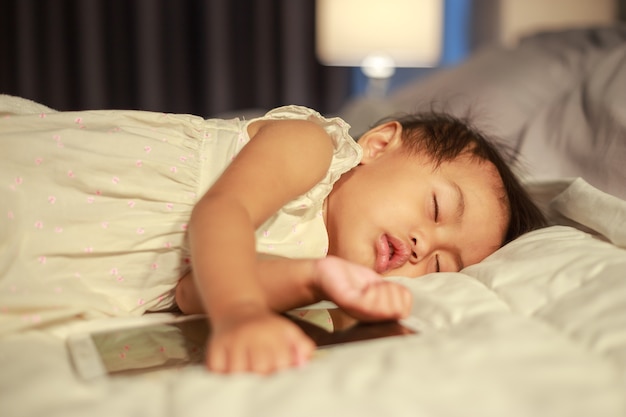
{"left": 2, "top": 26, "right": 626, "bottom": 417}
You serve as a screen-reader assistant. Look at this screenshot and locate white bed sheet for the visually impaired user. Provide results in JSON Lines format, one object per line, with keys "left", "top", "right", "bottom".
{"left": 1, "top": 178, "right": 625, "bottom": 417}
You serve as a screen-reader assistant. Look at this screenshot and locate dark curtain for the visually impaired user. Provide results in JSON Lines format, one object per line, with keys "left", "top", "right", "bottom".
{"left": 0, "top": 0, "right": 351, "bottom": 116}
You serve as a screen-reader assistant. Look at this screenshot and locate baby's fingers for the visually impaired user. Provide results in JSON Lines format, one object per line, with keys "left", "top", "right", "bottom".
{"left": 361, "top": 282, "right": 412, "bottom": 320}
{"left": 205, "top": 322, "right": 315, "bottom": 374}
{"left": 246, "top": 336, "right": 314, "bottom": 374}
{"left": 206, "top": 340, "right": 231, "bottom": 373}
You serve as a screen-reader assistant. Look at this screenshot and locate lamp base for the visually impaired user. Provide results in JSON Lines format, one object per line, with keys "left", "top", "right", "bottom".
{"left": 361, "top": 54, "right": 396, "bottom": 97}
{"left": 364, "top": 76, "right": 392, "bottom": 98}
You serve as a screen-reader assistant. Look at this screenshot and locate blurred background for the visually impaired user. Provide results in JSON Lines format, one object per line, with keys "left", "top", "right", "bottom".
{"left": 1, "top": 0, "right": 624, "bottom": 117}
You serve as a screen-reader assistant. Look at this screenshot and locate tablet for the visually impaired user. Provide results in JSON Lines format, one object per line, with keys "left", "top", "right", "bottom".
{"left": 67, "top": 310, "right": 415, "bottom": 380}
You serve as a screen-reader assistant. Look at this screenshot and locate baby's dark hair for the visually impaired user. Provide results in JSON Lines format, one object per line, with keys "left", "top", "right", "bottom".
{"left": 373, "top": 112, "right": 547, "bottom": 246}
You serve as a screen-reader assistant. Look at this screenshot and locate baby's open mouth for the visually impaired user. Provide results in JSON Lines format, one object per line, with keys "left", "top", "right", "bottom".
{"left": 375, "top": 234, "right": 410, "bottom": 273}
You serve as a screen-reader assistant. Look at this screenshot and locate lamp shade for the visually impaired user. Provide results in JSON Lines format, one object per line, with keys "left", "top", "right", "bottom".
{"left": 316, "top": 0, "right": 444, "bottom": 69}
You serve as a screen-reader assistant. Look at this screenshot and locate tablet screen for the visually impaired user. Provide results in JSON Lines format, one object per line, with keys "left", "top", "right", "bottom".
{"left": 68, "top": 310, "right": 415, "bottom": 378}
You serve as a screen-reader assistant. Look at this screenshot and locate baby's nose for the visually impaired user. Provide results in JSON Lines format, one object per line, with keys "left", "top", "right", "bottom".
{"left": 410, "top": 239, "right": 418, "bottom": 262}
{"left": 409, "top": 235, "right": 432, "bottom": 262}
{"left": 411, "top": 230, "right": 436, "bottom": 262}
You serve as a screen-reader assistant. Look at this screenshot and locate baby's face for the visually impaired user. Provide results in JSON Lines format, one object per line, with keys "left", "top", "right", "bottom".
{"left": 325, "top": 145, "right": 508, "bottom": 277}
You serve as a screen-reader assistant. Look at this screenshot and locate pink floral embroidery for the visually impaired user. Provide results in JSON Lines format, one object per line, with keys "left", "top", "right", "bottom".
{"left": 22, "top": 314, "right": 41, "bottom": 323}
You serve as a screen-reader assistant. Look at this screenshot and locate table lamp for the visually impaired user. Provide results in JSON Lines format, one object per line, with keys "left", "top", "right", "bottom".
{"left": 316, "top": 0, "right": 444, "bottom": 96}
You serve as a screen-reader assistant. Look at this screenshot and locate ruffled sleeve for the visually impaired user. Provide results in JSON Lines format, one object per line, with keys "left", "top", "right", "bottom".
{"left": 245, "top": 105, "right": 362, "bottom": 207}
{"left": 245, "top": 105, "right": 363, "bottom": 258}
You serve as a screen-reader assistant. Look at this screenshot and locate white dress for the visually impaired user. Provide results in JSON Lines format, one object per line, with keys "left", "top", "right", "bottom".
{"left": 0, "top": 96, "right": 362, "bottom": 333}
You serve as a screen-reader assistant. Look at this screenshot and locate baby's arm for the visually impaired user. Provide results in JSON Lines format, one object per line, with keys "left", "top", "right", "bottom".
{"left": 187, "top": 119, "right": 334, "bottom": 374}
{"left": 178, "top": 254, "right": 412, "bottom": 326}
{"left": 176, "top": 256, "right": 322, "bottom": 315}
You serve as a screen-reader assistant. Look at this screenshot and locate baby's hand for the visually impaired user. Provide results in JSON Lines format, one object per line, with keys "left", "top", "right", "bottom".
{"left": 207, "top": 307, "right": 315, "bottom": 374}
{"left": 315, "top": 256, "right": 412, "bottom": 322}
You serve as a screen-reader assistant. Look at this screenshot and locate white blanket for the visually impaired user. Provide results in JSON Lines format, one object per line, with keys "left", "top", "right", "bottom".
{"left": 2, "top": 178, "right": 625, "bottom": 417}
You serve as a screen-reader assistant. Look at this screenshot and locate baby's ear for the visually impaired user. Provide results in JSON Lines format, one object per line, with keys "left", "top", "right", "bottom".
{"left": 358, "top": 121, "right": 403, "bottom": 163}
